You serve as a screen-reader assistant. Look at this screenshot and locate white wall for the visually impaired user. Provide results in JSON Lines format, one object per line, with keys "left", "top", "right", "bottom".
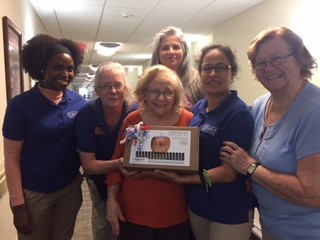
{"left": 209, "top": 0, "right": 320, "bottom": 105}
{"left": 125, "top": 66, "right": 143, "bottom": 90}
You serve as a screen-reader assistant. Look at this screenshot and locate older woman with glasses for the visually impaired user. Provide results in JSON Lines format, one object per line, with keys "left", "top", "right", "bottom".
{"left": 75, "top": 62, "right": 138, "bottom": 240}
{"left": 221, "top": 27, "right": 320, "bottom": 239}
{"left": 106, "top": 65, "right": 193, "bottom": 240}
{"left": 151, "top": 44, "right": 255, "bottom": 240}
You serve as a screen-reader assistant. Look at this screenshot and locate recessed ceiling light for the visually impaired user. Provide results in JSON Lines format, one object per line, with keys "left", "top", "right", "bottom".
{"left": 99, "top": 42, "right": 121, "bottom": 48}
{"left": 133, "top": 53, "right": 152, "bottom": 60}
{"left": 86, "top": 72, "right": 95, "bottom": 78}
{"left": 120, "top": 13, "right": 134, "bottom": 19}
{"left": 89, "top": 64, "right": 98, "bottom": 72}
{"left": 96, "top": 42, "right": 122, "bottom": 56}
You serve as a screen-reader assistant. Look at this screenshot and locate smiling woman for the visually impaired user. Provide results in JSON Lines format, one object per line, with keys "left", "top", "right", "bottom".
{"left": 106, "top": 64, "right": 194, "bottom": 240}
{"left": 75, "top": 61, "right": 138, "bottom": 240}
{"left": 221, "top": 26, "right": 320, "bottom": 240}
{"left": 151, "top": 26, "right": 204, "bottom": 111}
{"left": 2, "top": 33, "right": 87, "bottom": 240}
{"left": 134, "top": 64, "right": 185, "bottom": 123}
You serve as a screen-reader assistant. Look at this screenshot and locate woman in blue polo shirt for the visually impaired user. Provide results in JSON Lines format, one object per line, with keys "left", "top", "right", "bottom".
{"left": 153, "top": 44, "right": 255, "bottom": 240}
{"left": 2, "top": 34, "right": 86, "bottom": 240}
{"left": 187, "top": 44, "right": 255, "bottom": 240}
{"left": 75, "top": 62, "right": 138, "bottom": 240}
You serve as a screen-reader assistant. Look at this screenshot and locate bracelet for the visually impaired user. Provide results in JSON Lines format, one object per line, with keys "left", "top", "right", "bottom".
{"left": 203, "top": 169, "right": 213, "bottom": 193}
{"left": 199, "top": 170, "right": 206, "bottom": 186}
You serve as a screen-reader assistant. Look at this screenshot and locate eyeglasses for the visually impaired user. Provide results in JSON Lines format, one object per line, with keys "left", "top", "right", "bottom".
{"left": 201, "top": 64, "right": 231, "bottom": 74}
{"left": 147, "top": 89, "right": 175, "bottom": 99}
{"left": 254, "top": 54, "right": 293, "bottom": 70}
{"left": 96, "top": 83, "right": 124, "bottom": 92}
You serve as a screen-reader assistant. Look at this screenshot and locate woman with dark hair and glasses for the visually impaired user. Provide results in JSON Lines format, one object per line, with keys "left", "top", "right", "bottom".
{"left": 221, "top": 27, "right": 320, "bottom": 239}
{"left": 152, "top": 44, "right": 255, "bottom": 240}
{"left": 75, "top": 62, "right": 138, "bottom": 240}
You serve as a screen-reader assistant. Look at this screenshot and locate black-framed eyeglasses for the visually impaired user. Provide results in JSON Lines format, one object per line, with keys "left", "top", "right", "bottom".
{"left": 201, "top": 64, "right": 231, "bottom": 73}
{"left": 254, "top": 54, "right": 293, "bottom": 70}
{"left": 96, "top": 83, "right": 124, "bottom": 91}
{"left": 147, "top": 89, "right": 175, "bottom": 99}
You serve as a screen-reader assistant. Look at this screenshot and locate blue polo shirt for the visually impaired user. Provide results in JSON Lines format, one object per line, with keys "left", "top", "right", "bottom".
{"left": 75, "top": 98, "right": 138, "bottom": 200}
{"left": 187, "top": 90, "right": 255, "bottom": 224}
{"left": 2, "top": 84, "right": 87, "bottom": 193}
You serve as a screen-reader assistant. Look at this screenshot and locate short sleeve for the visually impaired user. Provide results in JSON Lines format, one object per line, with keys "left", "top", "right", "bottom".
{"left": 2, "top": 97, "right": 26, "bottom": 140}
{"left": 296, "top": 106, "right": 320, "bottom": 160}
{"left": 75, "top": 104, "right": 96, "bottom": 152}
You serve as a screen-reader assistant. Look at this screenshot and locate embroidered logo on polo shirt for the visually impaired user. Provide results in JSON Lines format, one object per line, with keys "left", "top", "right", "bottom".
{"left": 201, "top": 124, "right": 218, "bottom": 136}
{"left": 67, "top": 111, "right": 78, "bottom": 118}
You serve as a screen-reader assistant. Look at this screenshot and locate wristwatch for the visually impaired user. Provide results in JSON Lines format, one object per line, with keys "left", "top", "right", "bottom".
{"left": 247, "top": 162, "right": 260, "bottom": 179}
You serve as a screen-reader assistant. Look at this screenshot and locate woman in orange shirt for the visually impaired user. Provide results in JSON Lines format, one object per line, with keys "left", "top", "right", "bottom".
{"left": 106, "top": 65, "right": 193, "bottom": 240}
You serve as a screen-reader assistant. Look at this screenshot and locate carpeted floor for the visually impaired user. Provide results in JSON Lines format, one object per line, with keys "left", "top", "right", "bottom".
{"left": 72, "top": 177, "right": 93, "bottom": 240}
{"left": 72, "top": 176, "right": 261, "bottom": 240}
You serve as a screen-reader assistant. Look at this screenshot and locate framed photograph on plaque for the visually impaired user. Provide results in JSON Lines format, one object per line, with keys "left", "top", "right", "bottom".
{"left": 2, "top": 16, "right": 24, "bottom": 103}
{"left": 123, "top": 125, "right": 199, "bottom": 173}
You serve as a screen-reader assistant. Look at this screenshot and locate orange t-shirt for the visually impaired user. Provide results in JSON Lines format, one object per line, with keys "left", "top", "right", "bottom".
{"left": 108, "top": 109, "right": 193, "bottom": 228}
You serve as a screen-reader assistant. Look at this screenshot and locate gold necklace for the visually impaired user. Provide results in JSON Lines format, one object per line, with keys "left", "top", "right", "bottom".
{"left": 261, "top": 79, "right": 307, "bottom": 139}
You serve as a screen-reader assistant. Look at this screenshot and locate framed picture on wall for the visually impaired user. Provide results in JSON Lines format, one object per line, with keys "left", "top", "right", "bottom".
{"left": 2, "top": 16, "right": 23, "bottom": 103}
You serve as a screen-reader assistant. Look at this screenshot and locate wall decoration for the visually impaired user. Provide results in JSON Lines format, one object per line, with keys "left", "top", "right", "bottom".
{"left": 2, "top": 16, "right": 23, "bottom": 103}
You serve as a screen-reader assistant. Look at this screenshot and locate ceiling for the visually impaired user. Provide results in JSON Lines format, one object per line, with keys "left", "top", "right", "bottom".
{"left": 28, "top": 0, "right": 264, "bottom": 86}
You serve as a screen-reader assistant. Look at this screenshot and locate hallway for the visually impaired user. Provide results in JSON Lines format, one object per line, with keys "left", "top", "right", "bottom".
{"left": 72, "top": 178, "right": 93, "bottom": 240}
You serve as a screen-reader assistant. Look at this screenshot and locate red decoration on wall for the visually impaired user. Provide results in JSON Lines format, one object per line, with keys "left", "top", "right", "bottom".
{"left": 78, "top": 42, "right": 88, "bottom": 54}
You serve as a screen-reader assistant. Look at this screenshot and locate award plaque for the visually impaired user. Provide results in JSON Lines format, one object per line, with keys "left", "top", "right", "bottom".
{"left": 123, "top": 124, "right": 199, "bottom": 173}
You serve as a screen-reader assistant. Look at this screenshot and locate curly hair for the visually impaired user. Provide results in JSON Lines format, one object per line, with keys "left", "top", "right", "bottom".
{"left": 21, "top": 34, "right": 83, "bottom": 81}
